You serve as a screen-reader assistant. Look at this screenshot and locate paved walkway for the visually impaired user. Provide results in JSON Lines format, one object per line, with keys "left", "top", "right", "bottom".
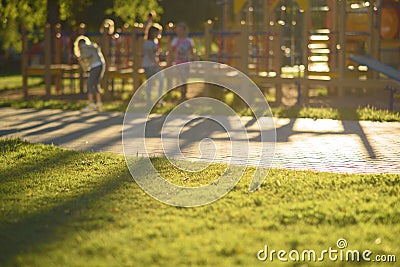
{"left": 1, "top": 107, "right": 399, "bottom": 174}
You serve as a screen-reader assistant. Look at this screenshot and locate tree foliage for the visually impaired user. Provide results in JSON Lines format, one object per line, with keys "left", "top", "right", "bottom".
{"left": 160, "top": 0, "right": 219, "bottom": 30}
{"left": 0, "top": 0, "right": 221, "bottom": 53}
{"left": 108, "top": 0, "right": 163, "bottom": 25}
{"left": 0, "top": 0, "right": 163, "bottom": 52}
{"left": 0, "top": 0, "right": 47, "bottom": 50}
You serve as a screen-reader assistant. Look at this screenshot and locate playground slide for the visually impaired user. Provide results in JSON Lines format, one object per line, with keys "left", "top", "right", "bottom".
{"left": 350, "top": 55, "right": 399, "bottom": 111}
{"left": 349, "top": 55, "right": 400, "bottom": 82}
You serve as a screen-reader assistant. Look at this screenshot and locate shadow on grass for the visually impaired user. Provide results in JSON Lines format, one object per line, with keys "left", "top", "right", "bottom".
{"left": 0, "top": 140, "right": 139, "bottom": 266}
{"left": 0, "top": 144, "right": 78, "bottom": 184}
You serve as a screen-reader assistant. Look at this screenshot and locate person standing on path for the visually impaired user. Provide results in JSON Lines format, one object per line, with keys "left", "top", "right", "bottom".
{"left": 167, "top": 23, "right": 195, "bottom": 102}
{"left": 142, "top": 24, "right": 164, "bottom": 107}
{"left": 74, "top": 36, "right": 105, "bottom": 112}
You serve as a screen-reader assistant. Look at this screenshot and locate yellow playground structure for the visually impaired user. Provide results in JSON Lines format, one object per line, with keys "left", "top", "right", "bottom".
{"left": 22, "top": 0, "right": 400, "bottom": 109}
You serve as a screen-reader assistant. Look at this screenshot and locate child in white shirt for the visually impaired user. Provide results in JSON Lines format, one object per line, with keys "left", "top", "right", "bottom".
{"left": 142, "top": 24, "right": 164, "bottom": 107}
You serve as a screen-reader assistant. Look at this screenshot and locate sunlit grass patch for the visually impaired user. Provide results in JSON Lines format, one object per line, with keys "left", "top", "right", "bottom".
{"left": 0, "top": 75, "right": 42, "bottom": 92}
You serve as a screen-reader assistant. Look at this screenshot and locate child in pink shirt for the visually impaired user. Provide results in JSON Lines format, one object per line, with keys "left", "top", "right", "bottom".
{"left": 168, "top": 23, "right": 194, "bottom": 101}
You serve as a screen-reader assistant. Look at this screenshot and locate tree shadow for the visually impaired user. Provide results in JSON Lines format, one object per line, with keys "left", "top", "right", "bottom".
{"left": 1, "top": 108, "right": 98, "bottom": 136}
{"left": 16, "top": 112, "right": 125, "bottom": 153}
{"left": 238, "top": 108, "right": 377, "bottom": 159}
{"left": 0, "top": 144, "right": 138, "bottom": 266}
{"left": 339, "top": 109, "right": 376, "bottom": 159}
{"left": 0, "top": 147, "right": 78, "bottom": 184}
{"left": 0, "top": 108, "right": 56, "bottom": 120}
{"left": 23, "top": 112, "right": 108, "bottom": 137}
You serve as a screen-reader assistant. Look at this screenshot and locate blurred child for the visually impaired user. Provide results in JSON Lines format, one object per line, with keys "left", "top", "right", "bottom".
{"left": 74, "top": 36, "right": 105, "bottom": 112}
{"left": 167, "top": 22, "right": 195, "bottom": 102}
{"left": 142, "top": 24, "right": 164, "bottom": 107}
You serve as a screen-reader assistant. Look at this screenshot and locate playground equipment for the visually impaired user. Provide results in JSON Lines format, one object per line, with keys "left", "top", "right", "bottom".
{"left": 232, "top": 0, "right": 400, "bottom": 105}
{"left": 350, "top": 55, "right": 399, "bottom": 110}
{"left": 21, "top": 0, "right": 399, "bottom": 109}
{"left": 21, "top": 20, "right": 142, "bottom": 98}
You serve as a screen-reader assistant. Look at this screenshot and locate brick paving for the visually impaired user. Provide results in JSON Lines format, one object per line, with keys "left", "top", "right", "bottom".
{"left": 1, "top": 107, "right": 399, "bottom": 174}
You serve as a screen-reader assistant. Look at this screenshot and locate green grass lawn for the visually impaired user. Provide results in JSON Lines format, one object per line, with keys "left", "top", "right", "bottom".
{"left": 0, "top": 74, "right": 43, "bottom": 92}
{"left": 0, "top": 139, "right": 399, "bottom": 266}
